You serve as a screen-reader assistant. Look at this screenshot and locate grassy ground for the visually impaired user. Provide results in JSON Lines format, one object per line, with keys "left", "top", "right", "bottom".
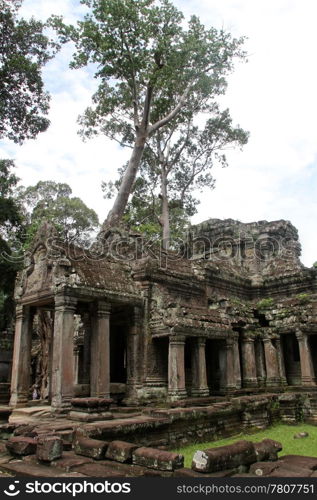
{"left": 173, "top": 424, "right": 317, "bottom": 468}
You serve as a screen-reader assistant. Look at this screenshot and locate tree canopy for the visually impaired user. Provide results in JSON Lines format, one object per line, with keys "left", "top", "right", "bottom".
{"left": 0, "top": 0, "right": 54, "bottom": 143}
{"left": 0, "top": 159, "right": 23, "bottom": 330}
{"left": 18, "top": 180, "right": 100, "bottom": 246}
{"left": 50, "top": 0, "right": 246, "bottom": 229}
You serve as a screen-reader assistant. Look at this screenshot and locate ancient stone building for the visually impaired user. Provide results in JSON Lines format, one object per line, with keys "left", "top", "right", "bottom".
{"left": 9, "top": 218, "right": 317, "bottom": 412}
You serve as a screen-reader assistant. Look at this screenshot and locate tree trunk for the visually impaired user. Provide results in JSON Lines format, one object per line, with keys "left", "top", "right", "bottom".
{"left": 103, "top": 132, "right": 147, "bottom": 231}
{"left": 161, "top": 167, "right": 170, "bottom": 250}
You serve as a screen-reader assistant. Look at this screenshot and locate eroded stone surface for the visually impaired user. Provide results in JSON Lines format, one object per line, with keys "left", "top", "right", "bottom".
{"left": 133, "top": 447, "right": 184, "bottom": 471}
{"left": 192, "top": 440, "right": 256, "bottom": 473}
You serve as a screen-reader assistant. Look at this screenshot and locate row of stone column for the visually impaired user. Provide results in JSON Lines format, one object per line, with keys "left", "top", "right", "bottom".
{"left": 10, "top": 296, "right": 112, "bottom": 410}
{"left": 10, "top": 296, "right": 144, "bottom": 410}
{"left": 168, "top": 336, "right": 237, "bottom": 400}
{"left": 167, "top": 331, "right": 316, "bottom": 400}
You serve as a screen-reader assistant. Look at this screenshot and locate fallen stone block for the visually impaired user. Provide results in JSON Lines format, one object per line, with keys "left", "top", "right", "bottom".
{"left": 294, "top": 432, "right": 309, "bottom": 439}
{"left": 269, "top": 465, "right": 312, "bottom": 477}
{"left": 74, "top": 463, "right": 127, "bottom": 477}
{"left": 0, "top": 461, "right": 66, "bottom": 477}
{"left": 249, "top": 461, "right": 280, "bottom": 476}
{"left": 51, "top": 451, "right": 93, "bottom": 472}
{"left": 192, "top": 440, "right": 256, "bottom": 473}
{"left": 133, "top": 447, "right": 184, "bottom": 471}
{"left": 37, "top": 436, "right": 63, "bottom": 462}
{"left": 174, "top": 467, "right": 235, "bottom": 477}
{"left": 6, "top": 436, "right": 37, "bottom": 456}
{"left": 279, "top": 455, "right": 317, "bottom": 470}
{"left": 254, "top": 439, "right": 282, "bottom": 461}
{"left": 106, "top": 440, "right": 139, "bottom": 463}
{"left": 74, "top": 437, "right": 109, "bottom": 460}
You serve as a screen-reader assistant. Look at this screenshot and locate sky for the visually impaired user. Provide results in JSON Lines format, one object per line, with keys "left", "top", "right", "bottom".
{"left": 1, "top": 0, "right": 317, "bottom": 266}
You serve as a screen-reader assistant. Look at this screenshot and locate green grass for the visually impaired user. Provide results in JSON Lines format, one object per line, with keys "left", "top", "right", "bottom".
{"left": 173, "top": 424, "right": 317, "bottom": 468}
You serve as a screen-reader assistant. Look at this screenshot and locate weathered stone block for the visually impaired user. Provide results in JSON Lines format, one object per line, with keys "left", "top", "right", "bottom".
{"left": 133, "top": 447, "right": 184, "bottom": 471}
{"left": 71, "top": 398, "right": 113, "bottom": 412}
{"left": 279, "top": 455, "right": 317, "bottom": 470}
{"left": 106, "top": 440, "right": 139, "bottom": 463}
{"left": 74, "top": 437, "right": 109, "bottom": 460}
{"left": 69, "top": 411, "right": 113, "bottom": 422}
{"left": 6, "top": 436, "right": 37, "bottom": 456}
{"left": 37, "top": 436, "right": 63, "bottom": 462}
{"left": 192, "top": 440, "right": 256, "bottom": 473}
{"left": 249, "top": 461, "right": 279, "bottom": 476}
{"left": 254, "top": 439, "right": 282, "bottom": 461}
{"left": 51, "top": 451, "right": 93, "bottom": 472}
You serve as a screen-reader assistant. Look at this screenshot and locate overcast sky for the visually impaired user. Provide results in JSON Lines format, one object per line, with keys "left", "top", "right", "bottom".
{"left": 1, "top": 0, "right": 317, "bottom": 266}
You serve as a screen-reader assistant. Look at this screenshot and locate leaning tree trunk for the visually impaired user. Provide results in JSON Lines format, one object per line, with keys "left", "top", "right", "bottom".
{"left": 160, "top": 167, "right": 170, "bottom": 251}
{"left": 102, "top": 132, "right": 147, "bottom": 232}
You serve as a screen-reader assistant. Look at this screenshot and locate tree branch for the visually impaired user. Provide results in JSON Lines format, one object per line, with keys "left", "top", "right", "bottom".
{"left": 149, "top": 83, "right": 191, "bottom": 135}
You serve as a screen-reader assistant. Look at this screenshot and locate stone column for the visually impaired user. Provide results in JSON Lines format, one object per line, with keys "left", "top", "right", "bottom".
{"left": 263, "top": 337, "right": 280, "bottom": 386}
{"left": 255, "top": 339, "right": 266, "bottom": 386}
{"left": 296, "top": 331, "right": 316, "bottom": 386}
{"left": 125, "top": 306, "right": 143, "bottom": 402}
{"left": 191, "top": 338, "right": 209, "bottom": 397}
{"left": 224, "top": 338, "right": 236, "bottom": 393}
{"left": 90, "top": 301, "right": 111, "bottom": 398}
{"left": 168, "top": 335, "right": 187, "bottom": 400}
{"left": 241, "top": 335, "right": 258, "bottom": 387}
{"left": 233, "top": 337, "right": 242, "bottom": 389}
{"left": 10, "top": 305, "right": 32, "bottom": 407}
{"left": 51, "top": 295, "right": 77, "bottom": 410}
{"left": 73, "top": 346, "right": 80, "bottom": 385}
{"left": 275, "top": 337, "right": 287, "bottom": 385}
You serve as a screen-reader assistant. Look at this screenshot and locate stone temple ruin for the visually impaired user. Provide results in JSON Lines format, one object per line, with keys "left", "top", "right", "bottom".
{"left": 2, "top": 217, "right": 317, "bottom": 477}
{"left": 9, "top": 218, "right": 317, "bottom": 409}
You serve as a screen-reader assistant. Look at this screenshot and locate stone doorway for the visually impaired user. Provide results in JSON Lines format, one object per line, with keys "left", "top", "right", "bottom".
{"left": 282, "top": 333, "right": 301, "bottom": 385}
{"left": 309, "top": 335, "right": 317, "bottom": 381}
{"left": 205, "top": 339, "right": 226, "bottom": 394}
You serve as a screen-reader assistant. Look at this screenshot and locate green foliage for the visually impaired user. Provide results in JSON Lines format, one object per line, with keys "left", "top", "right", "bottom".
{"left": 0, "top": 159, "right": 24, "bottom": 330}
{"left": 256, "top": 297, "right": 275, "bottom": 310}
{"left": 50, "top": 0, "right": 247, "bottom": 226}
{"left": 0, "top": 0, "right": 56, "bottom": 143}
{"left": 296, "top": 293, "right": 310, "bottom": 304}
{"left": 18, "top": 180, "right": 100, "bottom": 246}
{"left": 313, "top": 262, "right": 317, "bottom": 268}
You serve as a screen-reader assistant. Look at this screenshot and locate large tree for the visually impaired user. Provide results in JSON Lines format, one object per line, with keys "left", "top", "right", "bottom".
{"left": 50, "top": 0, "right": 246, "bottom": 230}
{"left": 104, "top": 106, "right": 248, "bottom": 247}
{"left": 0, "top": 159, "right": 23, "bottom": 330}
{"left": 18, "top": 180, "right": 100, "bottom": 246}
{"left": 0, "top": 0, "right": 54, "bottom": 143}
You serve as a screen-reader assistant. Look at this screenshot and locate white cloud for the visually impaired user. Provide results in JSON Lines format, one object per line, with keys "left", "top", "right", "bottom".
{"left": 1, "top": 0, "right": 317, "bottom": 266}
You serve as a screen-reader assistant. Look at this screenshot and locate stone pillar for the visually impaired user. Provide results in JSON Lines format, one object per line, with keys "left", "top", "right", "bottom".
{"left": 10, "top": 305, "right": 32, "bottom": 407}
{"left": 275, "top": 337, "right": 287, "bottom": 385}
{"left": 168, "top": 335, "right": 187, "bottom": 400}
{"left": 263, "top": 337, "right": 280, "bottom": 386}
{"left": 296, "top": 331, "right": 316, "bottom": 386}
{"left": 125, "top": 306, "right": 143, "bottom": 402}
{"left": 191, "top": 338, "right": 209, "bottom": 397}
{"left": 241, "top": 335, "right": 258, "bottom": 388}
{"left": 73, "top": 346, "right": 80, "bottom": 385}
{"left": 90, "top": 301, "right": 111, "bottom": 398}
{"left": 255, "top": 339, "right": 266, "bottom": 386}
{"left": 224, "top": 338, "right": 236, "bottom": 393}
{"left": 233, "top": 337, "right": 242, "bottom": 389}
{"left": 51, "top": 295, "right": 77, "bottom": 410}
